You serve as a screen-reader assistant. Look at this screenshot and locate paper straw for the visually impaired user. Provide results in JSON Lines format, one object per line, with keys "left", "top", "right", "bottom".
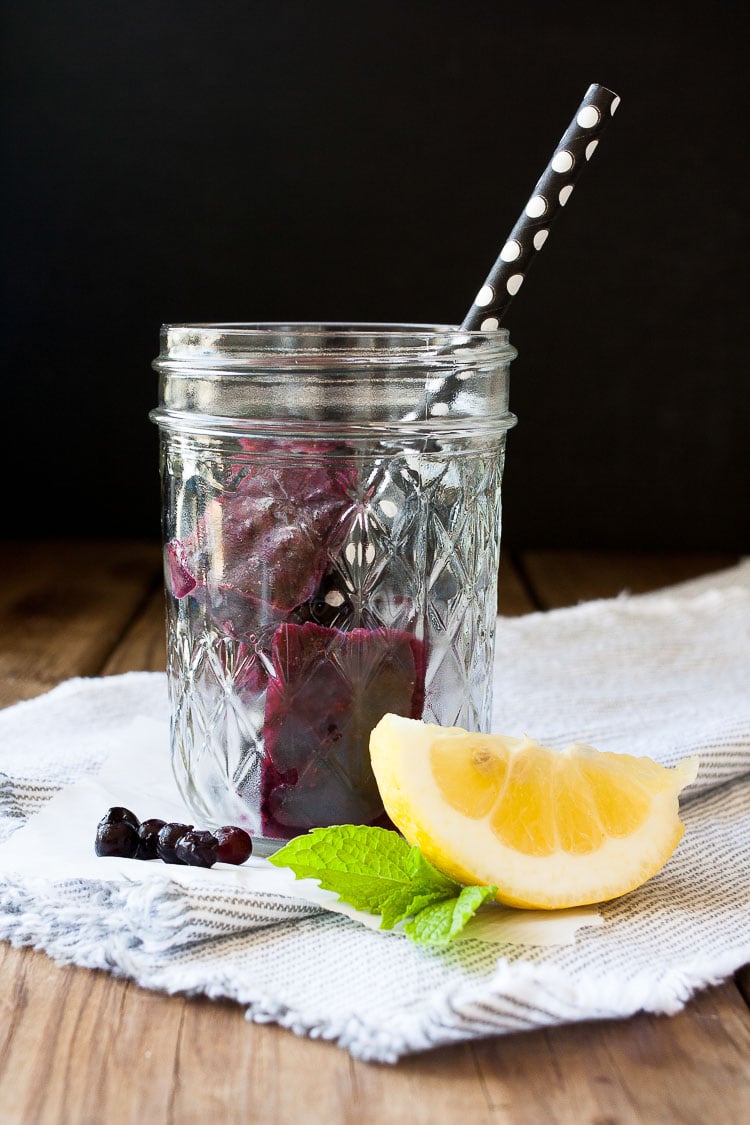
{"left": 461, "top": 83, "right": 621, "bottom": 331}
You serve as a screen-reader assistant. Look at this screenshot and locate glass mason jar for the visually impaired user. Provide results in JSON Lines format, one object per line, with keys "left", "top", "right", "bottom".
{"left": 150, "top": 323, "right": 517, "bottom": 855}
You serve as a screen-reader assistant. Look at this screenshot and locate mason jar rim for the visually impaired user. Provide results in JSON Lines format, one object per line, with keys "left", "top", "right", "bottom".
{"left": 153, "top": 321, "right": 516, "bottom": 372}
{"left": 159, "top": 320, "right": 511, "bottom": 337}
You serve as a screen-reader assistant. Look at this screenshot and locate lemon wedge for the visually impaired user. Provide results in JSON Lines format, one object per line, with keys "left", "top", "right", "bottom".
{"left": 369, "top": 714, "right": 699, "bottom": 909}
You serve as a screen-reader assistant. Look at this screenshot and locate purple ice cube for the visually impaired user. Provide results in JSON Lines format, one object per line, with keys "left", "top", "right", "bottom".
{"left": 260, "top": 621, "right": 425, "bottom": 837}
{"left": 167, "top": 440, "right": 357, "bottom": 636}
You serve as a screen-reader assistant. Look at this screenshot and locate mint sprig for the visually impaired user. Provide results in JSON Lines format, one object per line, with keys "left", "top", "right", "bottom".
{"left": 268, "top": 825, "right": 497, "bottom": 947}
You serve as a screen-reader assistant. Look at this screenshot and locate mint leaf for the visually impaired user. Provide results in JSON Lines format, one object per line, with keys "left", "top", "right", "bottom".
{"left": 378, "top": 887, "right": 448, "bottom": 930}
{"left": 407, "top": 845, "right": 463, "bottom": 896}
{"left": 269, "top": 825, "right": 497, "bottom": 947}
{"left": 268, "top": 824, "right": 416, "bottom": 914}
{"left": 378, "top": 845, "right": 465, "bottom": 930}
{"left": 403, "top": 885, "right": 498, "bottom": 947}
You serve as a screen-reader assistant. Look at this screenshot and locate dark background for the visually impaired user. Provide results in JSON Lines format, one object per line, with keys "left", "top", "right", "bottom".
{"left": 2, "top": 1, "right": 747, "bottom": 551}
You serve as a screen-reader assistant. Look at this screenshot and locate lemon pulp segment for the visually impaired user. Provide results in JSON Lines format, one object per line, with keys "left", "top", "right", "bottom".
{"left": 370, "top": 714, "right": 699, "bottom": 910}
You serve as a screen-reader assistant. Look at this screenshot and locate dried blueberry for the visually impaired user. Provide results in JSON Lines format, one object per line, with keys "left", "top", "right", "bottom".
{"left": 174, "top": 829, "right": 219, "bottom": 868}
{"left": 94, "top": 809, "right": 252, "bottom": 871}
{"left": 100, "top": 806, "right": 140, "bottom": 830}
{"left": 95, "top": 819, "right": 140, "bottom": 858}
{"left": 156, "top": 821, "right": 193, "bottom": 864}
{"left": 215, "top": 825, "right": 253, "bottom": 865}
{"left": 135, "top": 817, "right": 167, "bottom": 860}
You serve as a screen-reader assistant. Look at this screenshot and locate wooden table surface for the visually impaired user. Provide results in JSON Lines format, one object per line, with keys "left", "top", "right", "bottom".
{"left": 1, "top": 542, "right": 748, "bottom": 1124}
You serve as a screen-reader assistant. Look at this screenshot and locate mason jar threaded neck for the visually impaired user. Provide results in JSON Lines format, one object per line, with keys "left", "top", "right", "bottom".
{"left": 150, "top": 322, "right": 517, "bottom": 440}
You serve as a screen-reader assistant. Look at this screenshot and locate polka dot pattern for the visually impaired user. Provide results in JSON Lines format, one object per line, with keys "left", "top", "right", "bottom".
{"left": 465, "top": 83, "right": 621, "bottom": 331}
{"left": 576, "top": 105, "right": 600, "bottom": 129}
{"left": 525, "top": 195, "right": 547, "bottom": 218}
{"left": 551, "top": 149, "right": 574, "bottom": 173}
{"left": 500, "top": 240, "right": 521, "bottom": 262}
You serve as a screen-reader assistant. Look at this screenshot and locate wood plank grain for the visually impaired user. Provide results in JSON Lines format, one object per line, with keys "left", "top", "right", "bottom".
{"left": 0, "top": 946, "right": 184, "bottom": 1124}
{"left": 4, "top": 943, "right": 749, "bottom": 1125}
{"left": 0, "top": 944, "right": 494, "bottom": 1125}
{"left": 474, "top": 979, "right": 750, "bottom": 1124}
{"left": 498, "top": 552, "right": 536, "bottom": 617}
{"left": 0, "top": 941, "right": 498, "bottom": 1125}
{"left": 520, "top": 549, "right": 740, "bottom": 610}
{"left": 0, "top": 540, "right": 162, "bottom": 707}
{"left": 169, "top": 1002, "right": 364, "bottom": 1125}
{"left": 348, "top": 1043, "right": 501, "bottom": 1125}
{"left": 101, "top": 586, "right": 167, "bottom": 676}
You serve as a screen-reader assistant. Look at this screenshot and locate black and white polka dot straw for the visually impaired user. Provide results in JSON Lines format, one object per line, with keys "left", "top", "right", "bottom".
{"left": 461, "top": 83, "right": 621, "bottom": 331}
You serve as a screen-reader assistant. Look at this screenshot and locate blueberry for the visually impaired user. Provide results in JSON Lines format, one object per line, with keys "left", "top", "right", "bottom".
{"left": 100, "top": 806, "right": 140, "bottom": 830}
{"left": 289, "top": 574, "right": 352, "bottom": 629}
{"left": 215, "top": 825, "right": 253, "bottom": 865}
{"left": 95, "top": 810, "right": 250, "bottom": 870}
{"left": 156, "top": 821, "right": 193, "bottom": 864}
{"left": 95, "top": 819, "right": 139, "bottom": 858}
{"left": 174, "top": 829, "right": 219, "bottom": 868}
{"left": 135, "top": 817, "right": 167, "bottom": 860}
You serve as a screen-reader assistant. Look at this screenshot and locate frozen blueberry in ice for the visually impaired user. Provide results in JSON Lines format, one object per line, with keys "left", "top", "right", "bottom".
{"left": 166, "top": 441, "right": 357, "bottom": 634}
{"left": 260, "top": 622, "right": 425, "bottom": 837}
{"left": 165, "top": 538, "right": 197, "bottom": 598}
{"left": 288, "top": 571, "right": 353, "bottom": 630}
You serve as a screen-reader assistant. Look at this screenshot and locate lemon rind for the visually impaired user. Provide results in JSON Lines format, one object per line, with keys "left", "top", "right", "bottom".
{"left": 370, "top": 714, "right": 698, "bottom": 911}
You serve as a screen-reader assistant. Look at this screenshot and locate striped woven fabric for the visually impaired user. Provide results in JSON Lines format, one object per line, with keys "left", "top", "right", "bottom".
{"left": 0, "top": 561, "right": 748, "bottom": 1062}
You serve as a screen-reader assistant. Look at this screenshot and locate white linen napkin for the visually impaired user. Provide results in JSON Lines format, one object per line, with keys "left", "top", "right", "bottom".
{"left": 1, "top": 560, "right": 749, "bottom": 1063}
